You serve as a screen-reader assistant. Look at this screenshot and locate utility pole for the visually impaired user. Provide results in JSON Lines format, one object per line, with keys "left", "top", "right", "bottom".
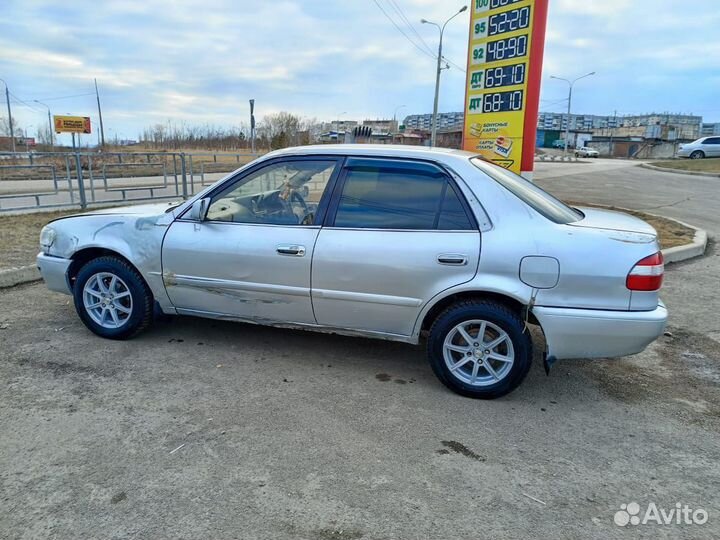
{"left": 550, "top": 72, "right": 595, "bottom": 155}
{"left": 33, "top": 100, "right": 54, "bottom": 150}
{"left": 94, "top": 78, "right": 106, "bottom": 149}
{"left": 249, "top": 99, "right": 256, "bottom": 153}
{"left": 335, "top": 112, "right": 347, "bottom": 143}
{"left": 393, "top": 104, "right": 406, "bottom": 133}
{"left": 421, "top": 5, "right": 467, "bottom": 147}
{"left": 1, "top": 78, "right": 16, "bottom": 152}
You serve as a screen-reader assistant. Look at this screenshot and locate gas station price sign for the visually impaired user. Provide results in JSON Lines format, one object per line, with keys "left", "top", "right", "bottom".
{"left": 462, "top": 0, "right": 549, "bottom": 177}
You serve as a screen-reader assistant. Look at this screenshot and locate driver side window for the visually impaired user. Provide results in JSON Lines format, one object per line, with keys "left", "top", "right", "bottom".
{"left": 206, "top": 160, "right": 338, "bottom": 225}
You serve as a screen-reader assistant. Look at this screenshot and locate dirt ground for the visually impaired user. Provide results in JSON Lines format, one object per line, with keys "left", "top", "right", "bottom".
{"left": 650, "top": 158, "right": 720, "bottom": 174}
{"left": 1, "top": 279, "right": 719, "bottom": 540}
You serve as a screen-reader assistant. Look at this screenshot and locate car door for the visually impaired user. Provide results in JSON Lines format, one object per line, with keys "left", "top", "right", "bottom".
{"left": 703, "top": 137, "right": 720, "bottom": 157}
{"left": 162, "top": 156, "right": 342, "bottom": 324}
{"left": 311, "top": 157, "right": 481, "bottom": 337}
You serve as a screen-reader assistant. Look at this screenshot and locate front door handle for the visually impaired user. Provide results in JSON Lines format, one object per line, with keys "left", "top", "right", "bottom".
{"left": 276, "top": 244, "right": 306, "bottom": 257}
{"left": 437, "top": 253, "right": 468, "bottom": 266}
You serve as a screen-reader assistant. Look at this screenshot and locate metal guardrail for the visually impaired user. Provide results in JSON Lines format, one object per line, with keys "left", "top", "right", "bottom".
{"left": 0, "top": 150, "right": 257, "bottom": 212}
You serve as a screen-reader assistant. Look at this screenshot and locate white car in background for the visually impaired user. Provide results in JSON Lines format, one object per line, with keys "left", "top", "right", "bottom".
{"left": 677, "top": 137, "right": 720, "bottom": 159}
{"left": 575, "top": 146, "right": 599, "bottom": 158}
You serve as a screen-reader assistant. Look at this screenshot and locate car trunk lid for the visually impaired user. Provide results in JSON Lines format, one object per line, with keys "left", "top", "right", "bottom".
{"left": 569, "top": 207, "right": 657, "bottom": 238}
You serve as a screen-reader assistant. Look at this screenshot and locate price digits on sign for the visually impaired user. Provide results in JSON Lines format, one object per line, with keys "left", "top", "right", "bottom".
{"left": 489, "top": 6, "right": 530, "bottom": 36}
{"left": 490, "top": 0, "right": 522, "bottom": 8}
{"left": 484, "top": 63, "right": 525, "bottom": 88}
{"left": 475, "top": 0, "right": 522, "bottom": 11}
{"left": 486, "top": 35, "right": 528, "bottom": 62}
{"left": 482, "top": 90, "right": 524, "bottom": 113}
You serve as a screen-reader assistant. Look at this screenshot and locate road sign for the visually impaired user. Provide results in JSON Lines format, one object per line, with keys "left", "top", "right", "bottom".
{"left": 462, "top": 0, "right": 549, "bottom": 178}
{"left": 54, "top": 115, "right": 91, "bottom": 134}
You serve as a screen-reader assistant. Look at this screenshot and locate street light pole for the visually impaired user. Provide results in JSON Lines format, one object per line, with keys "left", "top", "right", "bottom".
{"left": 421, "top": 5, "right": 467, "bottom": 147}
{"left": 0, "top": 78, "right": 16, "bottom": 152}
{"left": 550, "top": 72, "right": 595, "bottom": 155}
{"left": 94, "top": 78, "right": 106, "bottom": 149}
{"left": 33, "top": 100, "right": 54, "bottom": 150}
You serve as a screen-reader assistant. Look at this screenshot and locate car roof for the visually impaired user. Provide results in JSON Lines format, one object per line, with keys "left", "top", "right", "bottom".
{"left": 263, "top": 144, "right": 478, "bottom": 163}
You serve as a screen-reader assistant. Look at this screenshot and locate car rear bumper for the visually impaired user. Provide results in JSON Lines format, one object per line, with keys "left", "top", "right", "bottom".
{"left": 533, "top": 301, "right": 667, "bottom": 360}
{"left": 676, "top": 149, "right": 691, "bottom": 157}
{"left": 37, "top": 252, "right": 72, "bottom": 295}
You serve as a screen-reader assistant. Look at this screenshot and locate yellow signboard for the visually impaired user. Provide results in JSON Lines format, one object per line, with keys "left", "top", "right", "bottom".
{"left": 462, "top": 0, "right": 549, "bottom": 176}
{"left": 54, "top": 115, "right": 91, "bottom": 134}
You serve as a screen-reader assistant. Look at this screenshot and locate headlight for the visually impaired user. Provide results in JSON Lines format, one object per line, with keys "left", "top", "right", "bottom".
{"left": 39, "top": 226, "right": 56, "bottom": 251}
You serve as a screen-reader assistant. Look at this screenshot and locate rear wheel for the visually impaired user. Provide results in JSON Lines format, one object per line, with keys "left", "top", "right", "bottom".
{"left": 73, "top": 256, "right": 153, "bottom": 339}
{"left": 427, "top": 300, "right": 532, "bottom": 399}
{"left": 690, "top": 150, "right": 705, "bottom": 159}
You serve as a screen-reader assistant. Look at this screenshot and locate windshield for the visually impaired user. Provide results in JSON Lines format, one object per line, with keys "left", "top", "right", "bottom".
{"left": 470, "top": 157, "right": 582, "bottom": 224}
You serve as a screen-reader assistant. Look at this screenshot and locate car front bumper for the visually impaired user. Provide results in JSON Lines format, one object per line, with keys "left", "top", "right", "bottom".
{"left": 533, "top": 302, "right": 667, "bottom": 360}
{"left": 37, "top": 252, "right": 72, "bottom": 295}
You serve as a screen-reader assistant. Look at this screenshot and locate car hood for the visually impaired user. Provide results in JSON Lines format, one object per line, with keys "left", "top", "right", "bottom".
{"left": 79, "top": 202, "right": 180, "bottom": 216}
{"left": 570, "top": 207, "right": 657, "bottom": 237}
{"left": 53, "top": 201, "right": 181, "bottom": 221}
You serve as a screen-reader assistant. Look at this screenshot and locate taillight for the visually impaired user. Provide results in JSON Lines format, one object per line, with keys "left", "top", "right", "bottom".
{"left": 626, "top": 251, "right": 664, "bottom": 291}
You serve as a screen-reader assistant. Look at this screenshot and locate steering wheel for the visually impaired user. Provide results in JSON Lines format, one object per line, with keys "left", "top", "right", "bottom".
{"left": 275, "top": 189, "right": 309, "bottom": 224}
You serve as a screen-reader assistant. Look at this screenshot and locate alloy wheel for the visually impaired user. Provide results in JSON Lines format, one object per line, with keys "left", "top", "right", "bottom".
{"left": 82, "top": 272, "right": 133, "bottom": 329}
{"left": 442, "top": 319, "right": 515, "bottom": 387}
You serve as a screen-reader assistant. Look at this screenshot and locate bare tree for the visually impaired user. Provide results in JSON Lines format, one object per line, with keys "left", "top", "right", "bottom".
{"left": 139, "top": 120, "right": 249, "bottom": 150}
{"left": 0, "top": 116, "right": 23, "bottom": 138}
{"left": 36, "top": 124, "right": 53, "bottom": 146}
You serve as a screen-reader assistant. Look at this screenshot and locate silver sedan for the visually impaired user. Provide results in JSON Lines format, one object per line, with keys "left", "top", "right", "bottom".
{"left": 37, "top": 145, "right": 667, "bottom": 398}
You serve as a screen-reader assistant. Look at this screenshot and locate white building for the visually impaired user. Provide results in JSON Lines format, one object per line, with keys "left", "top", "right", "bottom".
{"left": 403, "top": 112, "right": 464, "bottom": 131}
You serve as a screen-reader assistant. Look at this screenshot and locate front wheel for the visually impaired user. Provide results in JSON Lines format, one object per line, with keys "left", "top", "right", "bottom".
{"left": 427, "top": 300, "right": 532, "bottom": 399}
{"left": 690, "top": 150, "right": 705, "bottom": 159}
{"left": 73, "top": 256, "right": 154, "bottom": 340}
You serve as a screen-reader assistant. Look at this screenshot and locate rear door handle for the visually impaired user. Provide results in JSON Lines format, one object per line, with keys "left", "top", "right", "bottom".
{"left": 276, "top": 244, "right": 306, "bottom": 257}
{"left": 437, "top": 253, "right": 468, "bottom": 266}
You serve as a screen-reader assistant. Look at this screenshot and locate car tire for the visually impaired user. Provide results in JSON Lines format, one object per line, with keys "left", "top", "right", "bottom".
{"left": 427, "top": 300, "right": 532, "bottom": 399}
{"left": 690, "top": 150, "right": 705, "bottom": 159}
{"left": 73, "top": 256, "right": 153, "bottom": 340}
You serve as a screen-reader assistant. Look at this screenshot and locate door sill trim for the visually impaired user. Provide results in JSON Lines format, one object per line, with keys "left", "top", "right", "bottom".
{"left": 175, "top": 307, "right": 418, "bottom": 344}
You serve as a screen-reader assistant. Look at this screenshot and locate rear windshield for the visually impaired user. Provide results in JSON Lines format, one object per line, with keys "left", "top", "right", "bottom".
{"left": 470, "top": 157, "right": 582, "bottom": 224}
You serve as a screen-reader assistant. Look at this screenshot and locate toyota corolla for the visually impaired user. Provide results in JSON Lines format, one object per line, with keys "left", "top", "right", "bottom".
{"left": 37, "top": 145, "right": 667, "bottom": 398}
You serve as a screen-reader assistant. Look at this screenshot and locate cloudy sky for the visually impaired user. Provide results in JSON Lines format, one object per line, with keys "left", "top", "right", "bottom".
{"left": 1, "top": 0, "right": 719, "bottom": 144}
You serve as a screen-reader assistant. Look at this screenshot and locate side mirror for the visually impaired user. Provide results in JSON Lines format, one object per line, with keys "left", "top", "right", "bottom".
{"left": 188, "top": 197, "right": 210, "bottom": 221}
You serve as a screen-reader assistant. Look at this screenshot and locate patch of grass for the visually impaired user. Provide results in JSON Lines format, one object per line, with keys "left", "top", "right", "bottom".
{"left": 567, "top": 201, "right": 695, "bottom": 249}
{"left": 649, "top": 158, "right": 720, "bottom": 174}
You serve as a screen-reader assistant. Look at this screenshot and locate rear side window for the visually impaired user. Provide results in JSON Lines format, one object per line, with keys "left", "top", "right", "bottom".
{"left": 332, "top": 160, "right": 475, "bottom": 230}
{"left": 438, "top": 184, "right": 473, "bottom": 230}
{"left": 704, "top": 137, "right": 720, "bottom": 144}
{"left": 470, "top": 157, "right": 582, "bottom": 224}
